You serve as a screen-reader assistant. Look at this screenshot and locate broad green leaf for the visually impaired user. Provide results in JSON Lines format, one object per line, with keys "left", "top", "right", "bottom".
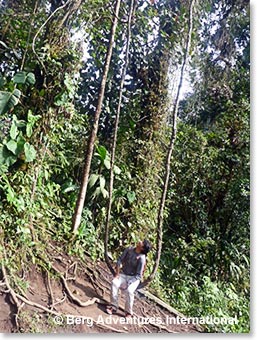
{"left": 13, "top": 71, "right": 26, "bottom": 84}
{"left": 24, "top": 142, "right": 36, "bottom": 162}
{"left": 0, "top": 41, "right": 8, "bottom": 49}
{"left": 101, "top": 188, "right": 109, "bottom": 199}
{"left": 10, "top": 120, "right": 19, "bottom": 139}
{"left": 0, "top": 145, "right": 16, "bottom": 166}
{"left": 62, "top": 184, "right": 78, "bottom": 194}
{"left": 88, "top": 174, "right": 99, "bottom": 188}
{"left": 104, "top": 158, "right": 111, "bottom": 169}
{"left": 16, "top": 134, "right": 26, "bottom": 154}
{"left": 6, "top": 185, "right": 15, "bottom": 203}
{"left": 26, "top": 72, "right": 36, "bottom": 85}
{"left": 96, "top": 145, "right": 107, "bottom": 161}
{"left": 92, "top": 187, "right": 101, "bottom": 199}
{"left": 28, "top": 110, "right": 41, "bottom": 123}
{"left": 6, "top": 139, "right": 18, "bottom": 155}
{"left": 13, "top": 71, "right": 36, "bottom": 85}
{"left": 17, "top": 226, "right": 31, "bottom": 234}
{"left": 16, "top": 196, "right": 25, "bottom": 212}
{"left": 99, "top": 176, "right": 106, "bottom": 192}
{"left": 64, "top": 75, "right": 74, "bottom": 94}
{"left": 0, "top": 89, "right": 21, "bottom": 115}
{"left": 61, "top": 180, "right": 78, "bottom": 193}
{"left": 114, "top": 165, "right": 121, "bottom": 175}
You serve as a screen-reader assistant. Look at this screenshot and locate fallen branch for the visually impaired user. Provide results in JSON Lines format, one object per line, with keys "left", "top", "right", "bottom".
{"left": 137, "top": 289, "right": 186, "bottom": 318}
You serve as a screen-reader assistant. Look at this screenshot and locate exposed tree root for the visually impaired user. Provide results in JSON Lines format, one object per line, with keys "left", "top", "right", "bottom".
{"left": 134, "top": 312, "right": 177, "bottom": 333}
{"left": 51, "top": 293, "right": 67, "bottom": 309}
{"left": 66, "top": 261, "right": 78, "bottom": 281}
{"left": 1, "top": 262, "right": 114, "bottom": 333}
{"left": 0, "top": 250, "right": 106, "bottom": 333}
{"left": 1, "top": 263, "right": 21, "bottom": 308}
{"left": 93, "top": 321, "right": 128, "bottom": 333}
{"left": 46, "top": 271, "right": 54, "bottom": 310}
{"left": 50, "top": 263, "right": 105, "bottom": 307}
{"left": 1, "top": 265, "right": 127, "bottom": 334}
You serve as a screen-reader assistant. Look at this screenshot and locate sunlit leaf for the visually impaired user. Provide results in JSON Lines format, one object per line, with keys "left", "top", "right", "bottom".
{"left": 6, "top": 139, "right": 18, "bottom": 155}
{"left": 24, "top": 142, "right": 36, "bottom": 162}
{"left": 88, "top": 174, "right": 99, "bottom": 188}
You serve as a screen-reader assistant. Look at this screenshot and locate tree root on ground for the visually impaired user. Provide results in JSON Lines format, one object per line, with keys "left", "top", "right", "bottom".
{"left": 134, "top": 312, "right": 177, "bottom": 333}
{"left": 0, "top": 256, "right": 106, "bottom": 332}
{"left": 46, "top": 271, "right": 54, "bottom": 310}
{"left": 93, "top": 322, "right": 128, "bottom": 333}
{"left": 50, "top": 262, "right": 105, "bottom": 307}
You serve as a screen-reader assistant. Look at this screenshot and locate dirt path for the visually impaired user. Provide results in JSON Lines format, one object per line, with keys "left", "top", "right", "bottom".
{"left": 0, "top": 245, "right": 203, "bottom": 334}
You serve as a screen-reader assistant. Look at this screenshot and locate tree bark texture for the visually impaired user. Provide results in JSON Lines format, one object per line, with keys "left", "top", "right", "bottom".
{"left": 72, "top": 0, "right": 122, "bottom": 234}
{"left": 140, "top": 0, "right": 196, "bottom": 288}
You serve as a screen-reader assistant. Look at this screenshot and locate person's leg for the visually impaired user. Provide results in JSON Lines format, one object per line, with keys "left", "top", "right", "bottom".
{"left": 110, "top": 274, "right": 127, "bottom": 311}
{"left": 124, "top": 279, "right": 140, "bottom": 315}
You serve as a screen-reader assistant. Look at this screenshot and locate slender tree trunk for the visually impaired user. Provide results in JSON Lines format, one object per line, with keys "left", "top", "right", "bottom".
{"left": 72, "top": 0, "right": 122, "bottom": 234}
{"left": 104, "top": 0, "right": 135, "bottom": 275}
{"left": 140, "top": 0, "right": 195, "bottom": 288}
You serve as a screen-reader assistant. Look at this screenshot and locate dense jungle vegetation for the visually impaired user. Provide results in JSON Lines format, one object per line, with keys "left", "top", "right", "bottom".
{"left": 0, "top": 0, "right": 249, "bottom": 333}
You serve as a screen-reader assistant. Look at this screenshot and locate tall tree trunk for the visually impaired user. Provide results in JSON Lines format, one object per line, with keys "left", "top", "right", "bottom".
{"left": 104, "top": 0, "right": 135, "bottom": 275}
{"left": 72, "top": 0, "right": 122, "bottom": 234}
{"left": 140, "top": 0, "right": 196, "bottom": 288}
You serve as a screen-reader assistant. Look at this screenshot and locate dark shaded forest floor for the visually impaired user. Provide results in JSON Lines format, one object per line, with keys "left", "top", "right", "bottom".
{"left": 0, "top": 242, "right": 203, "bottom": 334}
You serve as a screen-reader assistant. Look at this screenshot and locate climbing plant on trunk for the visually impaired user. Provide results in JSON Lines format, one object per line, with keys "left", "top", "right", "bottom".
{"left": 140, "top": 0, "right": 196, "bottom": 288}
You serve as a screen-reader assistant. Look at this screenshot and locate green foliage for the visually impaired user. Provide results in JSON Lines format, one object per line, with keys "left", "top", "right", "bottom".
{"left": 0, "top": 112, "right": 39, "bottom": 171}
{"left": 0, "top": 89, "right": 21, "bottom": 115}
{"left": 164, "top": 275, "right": 249, "bottom": 333}
{"left": 0, "top": 71, "right": 36, "bottom": 115}
{"left": 71, "top": 208, "right": 104, "bottom": 261}
{"left": 13, "top": 71, "right": 36, "bottom": 86}
{"left": 87, "top": 145, "right": 122, "bottom": 200}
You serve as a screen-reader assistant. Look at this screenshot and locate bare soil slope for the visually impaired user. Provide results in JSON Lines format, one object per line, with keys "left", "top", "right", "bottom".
{"left": 0, "top": 243, "right": 203, "bottom": 334}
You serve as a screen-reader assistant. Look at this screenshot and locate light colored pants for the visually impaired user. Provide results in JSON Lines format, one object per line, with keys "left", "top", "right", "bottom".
{"left": 111, "top": 274, "right": 140, "bottom": 315}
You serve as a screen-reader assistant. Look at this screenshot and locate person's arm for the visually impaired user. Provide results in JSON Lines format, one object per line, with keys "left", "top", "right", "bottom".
{"left": 128, "top": 255, "right": 145, "bottom": 286}
{"left": 114, "top": 247, "right": 129, "bottom": 278}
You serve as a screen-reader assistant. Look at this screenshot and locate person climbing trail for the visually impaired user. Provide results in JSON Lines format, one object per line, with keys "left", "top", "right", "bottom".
{"left": 106, "top": 239, "right": 152, "bottom": 318}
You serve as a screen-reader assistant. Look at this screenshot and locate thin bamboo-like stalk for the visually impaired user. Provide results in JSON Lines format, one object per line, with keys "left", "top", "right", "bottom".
{"left": 104, "top": 0, "right": 136, "bottom": 275}
{"left": 72, "top": 0, "right": 122, "bottom": 234}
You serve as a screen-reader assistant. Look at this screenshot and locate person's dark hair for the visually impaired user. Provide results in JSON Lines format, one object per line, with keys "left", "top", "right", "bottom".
{"left": 142, "top": 239, "right": 151, "bottom": 255}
